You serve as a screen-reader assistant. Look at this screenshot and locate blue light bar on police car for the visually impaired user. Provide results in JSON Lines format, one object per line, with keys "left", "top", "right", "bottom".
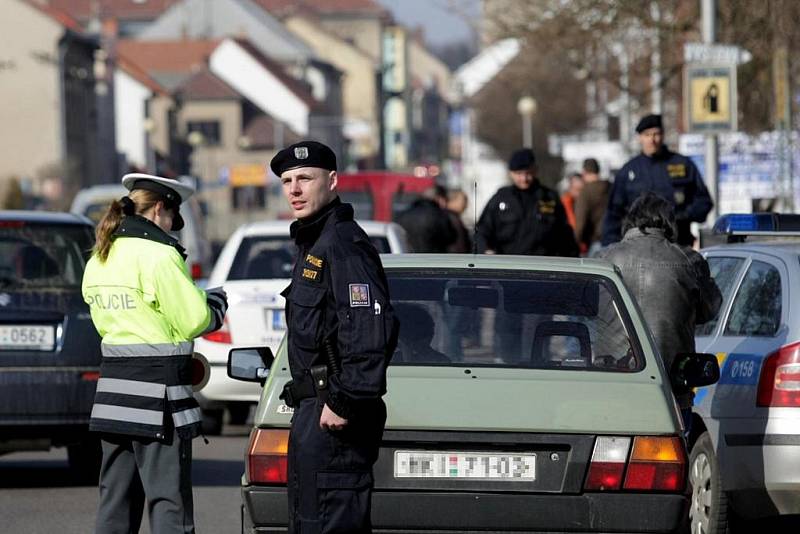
{"left": 713, "top": 213, "right": 800, "bottom": 235}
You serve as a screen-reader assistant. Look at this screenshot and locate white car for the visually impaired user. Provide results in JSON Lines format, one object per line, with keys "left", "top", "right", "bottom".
{"left": 195, "top": 219, "right": 409, "bottom": 433}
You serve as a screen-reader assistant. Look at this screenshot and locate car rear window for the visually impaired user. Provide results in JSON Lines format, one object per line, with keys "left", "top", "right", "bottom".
{"left": 388, "top": 271, "right": 643, "bottom": 372}
{"left": 228, "top": 235, "right": 391, "bottom": 280}
{"left": 0, "top": 222, "right": 94, "bottom": 289}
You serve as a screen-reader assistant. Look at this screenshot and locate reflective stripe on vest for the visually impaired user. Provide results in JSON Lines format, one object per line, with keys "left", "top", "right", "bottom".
{"left": 96, "top": 377, "right": 166, "bottom": 398}
{"left": 101, "top": 341, "right": 194, "bottom": 357}
{"left": 172, "top": 407, "right": 201, "bottom": 427}
{"left": 167, "top": 385, "right": 193, "bottom": 400}
{"left": 91, "top": 404, "right": 163, "bottom": 426}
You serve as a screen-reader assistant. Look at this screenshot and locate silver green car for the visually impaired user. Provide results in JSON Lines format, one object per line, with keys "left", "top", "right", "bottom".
{"left": 232, "top": 254, "right": 710, "bottom": 533}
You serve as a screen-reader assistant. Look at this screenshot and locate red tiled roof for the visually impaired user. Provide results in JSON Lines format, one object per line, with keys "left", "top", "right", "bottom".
{"left": 175, "top": 68, "right": 240, "bottom": 100}
{"left": 116, "top": 39, "right": 220, "bottom": 74}
{"left": 243, "top": 114, "right": 302, "bottom": 149}
{"left": 46, "top": 0, "right": 180, "bottom": 21}
{"left": 26, "top": 0, "right": 84, "bottom": 31}
{"left": 116, "top": 51, "right": 168, "bottom": 95}
{"left": 254, "top": 0, "right": 388, "bottom": 17}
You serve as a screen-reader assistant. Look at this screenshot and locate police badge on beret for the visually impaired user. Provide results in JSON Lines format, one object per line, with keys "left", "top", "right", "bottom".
{"left": 270, "top": 141, "right": 337, "bottom": 176}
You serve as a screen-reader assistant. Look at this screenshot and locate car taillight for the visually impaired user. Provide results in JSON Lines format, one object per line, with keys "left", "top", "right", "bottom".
{"left": 584, "top": 435, "right": 686, "bottom": 492}
{"left": 624, "top": 436, "right": 685, "bottom": 491}
{"left": 246, "top": 428, "right": 289, "bottom": 485}
{"left": 81, "top": 371, "right": 100, "bottom": 381}
{"left": 191, "top": 262, "right": 203, "bottom": 279}
{"left": 757, "top": 342, "right": 800, "bottom": 407}
{"left": 203, "top": 317, "right": 231, "bottom": 344}
{"left": 584, "top": 436, "right": 630, "bottom": 490}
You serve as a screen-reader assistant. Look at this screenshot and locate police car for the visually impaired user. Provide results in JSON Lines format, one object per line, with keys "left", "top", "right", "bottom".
{"left": 691, "top": 213, "right": 800, "bottom": 533}
{"left": 229, "top": 254, "right": 719, "bottom": 533}
{"left": 195, "top": 220, "right": 409, "bottom": 433}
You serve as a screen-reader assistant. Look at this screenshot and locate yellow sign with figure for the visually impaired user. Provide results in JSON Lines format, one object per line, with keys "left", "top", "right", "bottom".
{"left": 230, "top": 164, "right": 267, "bottom": 187}
{"left": 685, "top": 64, "right": 737, "bottom": 133}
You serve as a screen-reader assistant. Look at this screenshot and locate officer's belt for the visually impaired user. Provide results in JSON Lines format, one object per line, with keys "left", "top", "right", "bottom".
{"left": 280, "top": 365, "right": 329, "bottom": 408}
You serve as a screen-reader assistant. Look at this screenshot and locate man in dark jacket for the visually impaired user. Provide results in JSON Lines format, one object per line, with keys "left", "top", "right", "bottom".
{"left": 598, "top": 192, "right": 721, "bottom": 433}
{"left": 477, "top": 148, "right": 579, "bottom": 257}
{"left": 395, "top": 185, "right": 456, "bottom": 253}
{"left": 602, "top": 114, "right": 713, "bottom": 247}
{"left": 271, "top": 141, "right": 399, "bottom": 534}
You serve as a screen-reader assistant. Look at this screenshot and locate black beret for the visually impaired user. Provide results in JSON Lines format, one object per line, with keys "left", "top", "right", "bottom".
{"left": 508, "top": 148, "right": 536, "bottom": 170}
{"left": 636, "top": 114, "right": 663, "bottom": 133}
{"left": 270, "top": 141, "right": 337, "bottom": 176}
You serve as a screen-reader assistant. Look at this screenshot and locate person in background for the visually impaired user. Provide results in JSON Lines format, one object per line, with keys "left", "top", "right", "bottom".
{"left": 477, "top": 148, "right": 578, "bottom": 258}
{"left": 602, "top": 114, "right": 713, "bottom": 247}
{"left": 574, "top": 158, "right": 610, "bottom": 256}
{"left": 598, "top": 192, "right": 721, "bottom": 435}
{"left": 445, "top": 189, "right": 472, "bottom": 253}
{"left": 561, "top": 172, "right": 584, "bottom": 232}
{"left": 395, "top": 185, "right": 456, "bottom": 253}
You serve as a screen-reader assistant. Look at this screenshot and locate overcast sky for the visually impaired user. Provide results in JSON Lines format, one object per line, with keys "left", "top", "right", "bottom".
{"left": 377, "top": 0, "right": 481, "bottom": 47}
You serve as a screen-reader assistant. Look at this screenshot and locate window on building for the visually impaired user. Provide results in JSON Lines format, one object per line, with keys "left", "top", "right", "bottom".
{"left": 232, "top": 186, "right": 266, "bottom": 210}
{"left": 186, "top": 121, "right": 221, "bottom": 146}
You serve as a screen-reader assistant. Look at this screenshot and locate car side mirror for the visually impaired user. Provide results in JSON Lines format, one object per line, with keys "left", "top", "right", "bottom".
{"left": 228, "top": 347, "right": 275, "bottom": 385}
{"left": 672, "top": 352, "right": 720, "bottom": 389}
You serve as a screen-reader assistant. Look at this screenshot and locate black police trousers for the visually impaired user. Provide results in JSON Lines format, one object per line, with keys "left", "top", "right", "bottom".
{"left": 287, "top": 398, "right": 386, "bottom": 534}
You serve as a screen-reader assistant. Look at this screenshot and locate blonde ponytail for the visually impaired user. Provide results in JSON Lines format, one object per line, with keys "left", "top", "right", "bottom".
{"left": 93, "top": 189, "right": 162, "bottom": 262}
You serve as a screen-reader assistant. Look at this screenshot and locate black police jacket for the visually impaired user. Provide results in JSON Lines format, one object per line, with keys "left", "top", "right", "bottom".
{"left": 602, "top": 146, "right": 713, "bottom": 246}
{"left": 476, "top": 183, "right": 579, "bottom": 257}
{"left": 281, "top": 198, "right": 398, "bottom": 420}
{"left": 394, "top": 198, "right": 456, "bottom": 253}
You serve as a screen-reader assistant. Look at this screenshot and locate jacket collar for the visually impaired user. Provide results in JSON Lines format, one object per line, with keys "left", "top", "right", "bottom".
{"left": 623, "top": 227, "right": 668, "bottom": 240}
{"left": 114, "top": 215, "right": 187, "bottom": 259}
{"left": 642, "top": 145, "right": 671, "bottom": 161}
{"left": 291, "top": 197, "right": 353, "bottom": 244}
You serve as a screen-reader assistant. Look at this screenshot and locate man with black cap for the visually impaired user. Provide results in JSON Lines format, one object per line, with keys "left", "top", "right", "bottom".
{"left": 270, "top": 141, "right": 399, "bottom": 533}
{"left": 476, "top": 147, "right": 579, "bottom": 257}
{"left": 601, "top": 114, "right": 713, "bottom": 247}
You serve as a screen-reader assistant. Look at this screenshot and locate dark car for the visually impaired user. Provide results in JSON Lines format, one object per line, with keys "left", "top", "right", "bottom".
{"left": 0, "top": 211, "right": 102, "bottom": 479}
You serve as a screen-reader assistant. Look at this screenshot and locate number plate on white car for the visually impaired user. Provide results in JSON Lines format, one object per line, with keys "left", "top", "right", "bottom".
{"left": 394, "top": 450, "right": 536, "bottom": 480}
{"left": 0, "top": 325, "right": 56, "bottom": 351}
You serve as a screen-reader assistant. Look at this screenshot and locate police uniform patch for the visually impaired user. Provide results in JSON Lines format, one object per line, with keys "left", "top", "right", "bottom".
{"left": 302, "top": 268, "right": 320, "bottom": 282}
{"left": 538, "top": 200, "right": 556, "bottom": 215}
{"left": 294, "top": 147, "right": 309, "bottom": 159}
{"left": 667, "top": 164, "right": 686, "bottom": 178}
{"left": 349, "top": 284, "right": 370, "bottom": 307}
{"left": 305, "top": 254, "right": 323, "bottom": 268}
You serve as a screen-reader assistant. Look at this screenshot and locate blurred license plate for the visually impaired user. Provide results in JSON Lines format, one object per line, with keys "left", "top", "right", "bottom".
{"left": 0, "top": 325, "right": 55, "bottom": 351}
{"left": 394, "top": 450, "right": 536, "bottom": 480}
{"left": 269, "top": 309, "right": 286, "bottom": 331}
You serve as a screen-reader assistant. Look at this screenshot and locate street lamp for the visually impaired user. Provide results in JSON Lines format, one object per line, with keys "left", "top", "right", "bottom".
{"left": 517, "top": 95, "right": 537, "bottom": 149}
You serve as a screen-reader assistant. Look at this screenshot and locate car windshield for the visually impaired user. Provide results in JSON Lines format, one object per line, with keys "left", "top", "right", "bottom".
{"left": 388, "top": 270, "right": 642, "bottom": 372}
{"left": 0, "top": 222, "right": 94, "bottom": 289}
{"left": 228, "top": 235, "right": 391, "bottom": 280}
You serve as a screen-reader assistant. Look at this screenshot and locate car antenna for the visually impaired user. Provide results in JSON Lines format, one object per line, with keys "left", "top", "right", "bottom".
{"left": 472, "top": 179, "right": 478, "bottom": 255}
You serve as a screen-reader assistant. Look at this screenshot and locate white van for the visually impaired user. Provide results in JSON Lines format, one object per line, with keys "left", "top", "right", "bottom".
{"left": 70, "top": 182, "right": 212, "bottom": 279}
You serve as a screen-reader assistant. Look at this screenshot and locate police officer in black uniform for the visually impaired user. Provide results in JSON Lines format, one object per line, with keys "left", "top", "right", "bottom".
{"left": 271, "top": 141, "right": 398, "bottom": 534}
{"left": 476, "top": 148, "right": 579, "bottom": 257}
{"left": 601, "top": 114, "right": 713, "bottom": 247}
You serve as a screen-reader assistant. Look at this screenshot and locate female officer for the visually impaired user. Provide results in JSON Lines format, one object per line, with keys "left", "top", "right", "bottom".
{"left": 82, "top": 174, "right": 228, "bottom": 534}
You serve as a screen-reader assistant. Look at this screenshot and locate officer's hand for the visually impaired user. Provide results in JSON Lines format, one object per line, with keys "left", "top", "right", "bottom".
{"left": 320, "top": 404, "right": 348, "bottom": 431}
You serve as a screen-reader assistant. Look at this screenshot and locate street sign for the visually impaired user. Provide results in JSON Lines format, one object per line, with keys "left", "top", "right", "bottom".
{"left": 684, "top": 42, "right": 752, "bottom": 65}
{"left": 684, "top": 64, "right": 737, "bottom": 134}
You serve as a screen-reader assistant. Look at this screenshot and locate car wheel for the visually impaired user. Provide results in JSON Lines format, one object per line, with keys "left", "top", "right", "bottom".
{"left": 67, "top": 438, "right": 102, "bottom": 484}
{"left": 201, "top": 408, "right": 224, "bottom": 435}
{"left": 228, "top": 403, "right": 251, "bottom": 425}
{"left": 689, "top": 432, "right": 729, "bottom": 534}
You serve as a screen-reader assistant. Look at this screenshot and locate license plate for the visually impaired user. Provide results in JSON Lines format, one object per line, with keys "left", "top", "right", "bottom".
{"left": 269, "top": 309, "right": 286, "bottom": 331}
{"left": 394, "top": 450, "right": 536, "bottom": 480}
{"left": 0, "top": 325, "right": 56, "bottom": 351}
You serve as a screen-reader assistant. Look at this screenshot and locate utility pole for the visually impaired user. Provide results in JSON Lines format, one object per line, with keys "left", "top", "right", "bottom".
{"left": 702, "top": 0, "right": 719, "bottom": 220}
